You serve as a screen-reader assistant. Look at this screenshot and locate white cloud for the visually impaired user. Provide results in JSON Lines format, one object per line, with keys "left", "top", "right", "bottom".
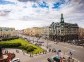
{"left": 0, "top": 0, "right": 84, "bottom": 29}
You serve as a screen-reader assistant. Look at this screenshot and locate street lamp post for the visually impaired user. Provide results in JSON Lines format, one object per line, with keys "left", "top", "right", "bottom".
{"left": 33, "top": 36, "right": 34, "bottom": 43}
{"left": 45, "top": 35, "right": 48, "bottom": 49}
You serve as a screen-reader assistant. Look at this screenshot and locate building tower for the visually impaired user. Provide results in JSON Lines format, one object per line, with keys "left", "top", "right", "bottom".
{"left": 60, "top": 13, "right": 64, "bottom": 23}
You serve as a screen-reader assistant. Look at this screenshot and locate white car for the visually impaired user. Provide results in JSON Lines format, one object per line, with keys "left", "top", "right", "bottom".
{"left": 10, "top": 58, "right": 20, "bottom": 62}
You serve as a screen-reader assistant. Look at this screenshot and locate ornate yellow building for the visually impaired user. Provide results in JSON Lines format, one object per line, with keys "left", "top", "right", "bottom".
{"left": 23, "top": 27, "right": 44, "bottom": 37}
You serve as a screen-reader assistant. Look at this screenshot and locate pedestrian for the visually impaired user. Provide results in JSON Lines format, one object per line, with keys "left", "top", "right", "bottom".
{"left": 30, "top": 53, "right": 31, "bottom": 57}
{"left": 16, "top": 49, "right": 19, "bottom": 53}
{"left": 67, "top": 57, "right": 70, "bottom": 62}
{"left": 5, "top": 50, "right": 6, "bottom": 54}
{"left": 69, "top": 51, "right": 73, "bottom": 58}
{"left": 52, "top": 49, "right": 54, "bottom": 52}
{"left": 49, "top": 48, "right": 51, "bottom": 52}
{"left": 62, "top": 57, "right": 66, "bottom": 62}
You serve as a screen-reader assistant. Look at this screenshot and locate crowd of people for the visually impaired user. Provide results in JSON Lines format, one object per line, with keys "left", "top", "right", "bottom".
{"left": 47, "top": 49, "right": 74, "bottom": 62}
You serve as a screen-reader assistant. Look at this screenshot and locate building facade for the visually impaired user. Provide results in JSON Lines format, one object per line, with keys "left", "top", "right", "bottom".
{"left": 0, "top": 27, "right": 17, "bottom": 39}
{"left": 23, "top": 28, "right": 31, "bottom": 35}
{"left": 79, "top": 28, "right": 84, "bottom": 39}
{"left": 49, "top": 14, "right": 79, "bottom": 41}
{"left": 41, "top": 26, "right": 50, "bottom": 39}
{"left": 23, "top": 27, "right": 44, "bottom": 37}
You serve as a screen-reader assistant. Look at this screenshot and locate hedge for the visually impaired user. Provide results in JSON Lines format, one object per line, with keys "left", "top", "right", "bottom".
{"left": 0, "top": 38, "right": 44, "bottom": 54}
{"left": 0, "top": 43, "right": 21, "bottom": 48}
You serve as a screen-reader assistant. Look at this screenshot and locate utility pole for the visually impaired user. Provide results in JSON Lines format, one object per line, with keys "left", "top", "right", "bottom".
{"left": 45, "top": 36, "right": 48, "bottom": 49}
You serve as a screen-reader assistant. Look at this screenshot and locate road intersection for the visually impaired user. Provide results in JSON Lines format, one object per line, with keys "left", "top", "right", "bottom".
{"left": 7, "top": 34, "right": 84, "bottom": 62}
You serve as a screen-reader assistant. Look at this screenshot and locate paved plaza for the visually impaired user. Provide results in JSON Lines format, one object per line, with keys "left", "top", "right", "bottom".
{"left": 6, "top": 49, "right": 56, "bottom": 62}
{"left": 3, "top": 34, "right": 83, "bottom": 62}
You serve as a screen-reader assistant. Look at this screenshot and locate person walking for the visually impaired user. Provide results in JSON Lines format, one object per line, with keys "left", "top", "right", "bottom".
{"left": 69, "top": 51, "right": 73, "bottom": 59}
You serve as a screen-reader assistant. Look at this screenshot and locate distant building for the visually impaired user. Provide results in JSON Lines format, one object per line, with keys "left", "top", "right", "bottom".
{"left": 23, "top": 28, "right": 31, "bottom": 35}
{"left": 42, "top": 26, "right": 50, "bottom": 39}
{"left": 23, "top": 26, "right": 50, "bottom": 39}
{"left": 23, "top": 27, "right": 44, "bottom": 37}
{"left": 0, "top": 27, "right": 17, "bottom": 39}
{"left": 79, "top": 28, "right": 84, "bottom": 39}
{"left": 49, "top": 14, "right": 79, "bottom": 41}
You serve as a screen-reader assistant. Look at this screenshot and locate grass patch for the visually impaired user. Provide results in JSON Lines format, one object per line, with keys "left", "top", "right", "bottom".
{"left": 0, "top": 38, "right": 44, "bottom": 54}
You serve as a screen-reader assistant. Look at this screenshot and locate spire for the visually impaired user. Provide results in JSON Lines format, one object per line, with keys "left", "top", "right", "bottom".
{"left": 60, "top": 13, "right": 64, "bottom": 23}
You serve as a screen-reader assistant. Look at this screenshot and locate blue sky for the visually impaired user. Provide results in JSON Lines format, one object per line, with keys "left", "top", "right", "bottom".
{"left": 0, "top": 0, "right": 84, "bottom": 29}
{"left": 0, "top": 0, "right": 15, "bottom": 5}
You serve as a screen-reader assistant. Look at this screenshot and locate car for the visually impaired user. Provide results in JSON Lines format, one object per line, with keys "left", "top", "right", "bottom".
{"left": 39, "top": 41, "right": 44, "bottom": 43}
{"left": 10, "top": 58, "right": 20, "bottom": 62}
{"left": 47, "top": 57, "right": 54, "bottom": 62}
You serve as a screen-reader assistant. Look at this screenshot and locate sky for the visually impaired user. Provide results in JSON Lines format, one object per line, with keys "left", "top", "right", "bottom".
{"left": 0, "top": 0, "right": 84, "bottom": 30}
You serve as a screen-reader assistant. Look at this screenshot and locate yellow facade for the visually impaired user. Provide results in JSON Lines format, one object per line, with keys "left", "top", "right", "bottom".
{"left": 23, "top": 27, "right": 44, "bottom": 37}
{"left": 79, "top": 28, "right": 84, "bottom": 39}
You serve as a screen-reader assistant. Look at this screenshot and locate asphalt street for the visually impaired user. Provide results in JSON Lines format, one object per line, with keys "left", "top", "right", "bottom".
{"left": 18, "top": 34, "right": 84, "bottom": 62}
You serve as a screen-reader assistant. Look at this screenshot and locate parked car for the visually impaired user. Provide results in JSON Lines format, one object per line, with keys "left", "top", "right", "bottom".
{"left": 10, "top": 58, "right": 20, "bottom": 62}
{"left": 76, "top": 40, "right": 84, "bottom": 46}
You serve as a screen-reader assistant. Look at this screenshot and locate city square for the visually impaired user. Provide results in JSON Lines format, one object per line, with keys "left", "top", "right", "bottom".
{"left": 0, "top": 0, "right": 84, "bottom": 62}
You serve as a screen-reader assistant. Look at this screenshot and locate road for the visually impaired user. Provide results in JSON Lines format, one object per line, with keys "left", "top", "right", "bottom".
{"left": 7, "top": 49, "right": 56, "bottom": 62}
{"left": 17, "top": 34, "right": 84, "bottom": 62}
{"left": 49, "top": 42, "right": 84, "bottom": 62}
